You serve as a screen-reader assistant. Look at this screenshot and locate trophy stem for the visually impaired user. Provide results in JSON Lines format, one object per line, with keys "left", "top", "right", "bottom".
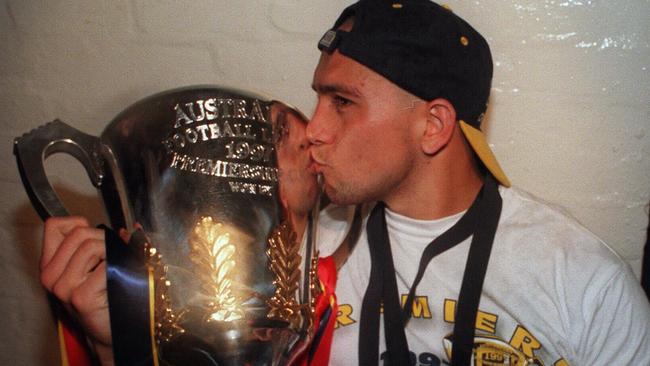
{"left": 302, "top": 174, "right": 323, "bottom": 306}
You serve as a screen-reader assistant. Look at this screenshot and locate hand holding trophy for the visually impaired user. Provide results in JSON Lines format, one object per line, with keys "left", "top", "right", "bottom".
{"left": 14, "top": 86, "right": 323, "bottom": 366}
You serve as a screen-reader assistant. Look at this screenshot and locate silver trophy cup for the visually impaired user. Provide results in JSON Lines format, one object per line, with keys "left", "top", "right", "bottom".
{"left": 14, "top": 86, "right": 318, "bottom": 365}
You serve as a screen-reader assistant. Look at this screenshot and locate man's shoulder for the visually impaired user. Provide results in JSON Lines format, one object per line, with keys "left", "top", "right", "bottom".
{"left": 496, "top": 185, "right": 628, "bottom": 274}
{"left": 500, "top": 186, "right": 604, "bottom": 242}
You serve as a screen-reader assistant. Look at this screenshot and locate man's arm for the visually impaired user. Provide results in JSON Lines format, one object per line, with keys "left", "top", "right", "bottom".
{"left": 576, "top": 265, "right": 650, "bottom": 365}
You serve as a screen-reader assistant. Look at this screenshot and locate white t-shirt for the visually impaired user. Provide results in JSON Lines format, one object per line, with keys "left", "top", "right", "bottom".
{"left": 318, "top": 186, "right": 650, "bottom": 365}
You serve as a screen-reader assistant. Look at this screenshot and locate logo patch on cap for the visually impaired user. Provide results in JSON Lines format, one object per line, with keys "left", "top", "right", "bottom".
{"left": 318, "top": 30, "right": 339, "bottom": 53}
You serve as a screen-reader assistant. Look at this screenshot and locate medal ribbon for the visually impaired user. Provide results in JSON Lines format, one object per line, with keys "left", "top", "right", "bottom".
{"left": 104, "top": 226, "right": 156, "bottom": 366}
{"left": 359, "top": 175, "right": 502, "bottom": 365}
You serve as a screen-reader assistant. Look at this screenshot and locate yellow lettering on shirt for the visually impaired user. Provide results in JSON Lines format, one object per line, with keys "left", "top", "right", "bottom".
{"left": 510, "top": 325, "right": 541, "bottom": 358}
{"left": 475, "top": 311, "right": 498, "bottom": 334}
{"left": 335, "top": 304, "right": 356, "bottom": 328}
{"left": 442, "top": 298, "right": 497, "bottom": 333}
{"left": 444, "top": 299, "right": 456, "bottom": 323}
{"left": 401, "top": 295, "right": 432, "bottom": 319}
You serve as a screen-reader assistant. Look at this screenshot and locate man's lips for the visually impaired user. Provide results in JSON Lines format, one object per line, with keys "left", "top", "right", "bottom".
{"left": 309, "top": 151, "right": 325, "bottom": 174}
{"left": 309, "top": 160, "right": 323, "bottom": 174}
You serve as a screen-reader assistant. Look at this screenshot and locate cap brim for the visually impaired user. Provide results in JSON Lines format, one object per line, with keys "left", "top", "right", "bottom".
{"left": 459, "top": 120, "right": 511, "bottom": 187}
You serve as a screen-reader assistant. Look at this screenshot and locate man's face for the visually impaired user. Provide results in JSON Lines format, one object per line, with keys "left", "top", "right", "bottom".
{"left": 307, "top": 50, "right": 422, "bottom": 206}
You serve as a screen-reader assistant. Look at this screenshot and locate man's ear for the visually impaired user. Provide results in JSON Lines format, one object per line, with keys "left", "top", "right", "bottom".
{"left": 421, "top": 98, "right": 457, "bottom": 155}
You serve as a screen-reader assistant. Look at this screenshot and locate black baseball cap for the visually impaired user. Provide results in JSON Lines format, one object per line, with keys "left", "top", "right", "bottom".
{"left": 318, "top": 0, "right": 510, "bottom": 186}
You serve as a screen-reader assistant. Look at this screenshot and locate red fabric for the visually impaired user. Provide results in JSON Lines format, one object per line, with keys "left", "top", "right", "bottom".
{"left": 292, "top": 255, "right": 338, "bottom": 366}
{"left": 310, "top": 256, "right": 338, "bottom": 366}
{"left": 60, "top": 317, "right": 93, "bottom": 366}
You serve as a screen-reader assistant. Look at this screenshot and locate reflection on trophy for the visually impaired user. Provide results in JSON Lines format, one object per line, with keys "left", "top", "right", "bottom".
{"left": 14, "top": 86, "right": 319, "bottom": 365}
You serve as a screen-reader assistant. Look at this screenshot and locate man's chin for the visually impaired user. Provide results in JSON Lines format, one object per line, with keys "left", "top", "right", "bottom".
{"left": 324, "top": 184, "right": 363, "bottom": 206}
{"left": 323, "top": 185, "right": 342, "bottom": 205}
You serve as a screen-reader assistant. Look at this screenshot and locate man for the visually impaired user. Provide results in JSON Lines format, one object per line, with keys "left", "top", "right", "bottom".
{"left": 41, "top": 1, "right": 650, "bottom": 366}
{"left": 309, "top": 0, "right": 650, "bottom": 365}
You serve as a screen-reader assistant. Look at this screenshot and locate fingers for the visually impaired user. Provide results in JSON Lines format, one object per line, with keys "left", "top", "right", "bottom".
{"left": 119, "top": 223, "right": 143, "bottom": 243}
{"left": 41, "top": 227, "right": 104, "bottom": 293}
{"left": 40, "top": 217, "right": 104, "bottom": 295}
{"left": 71, "top": 262, "right": 113, "bottom": 347}
{"left": 71, "top": 260, "right": 108, "bottom": 308}
{"left": 72, "top": 261, "right": 110, "bottom": 341}
{"left": 51, "top": 238, "right": 106, "bottom": 303}
{"left": 118, "top": 228, "right": 130, "bottom": 243}
{"left": 41, "top": 216, "right": 90, "bottom": 269}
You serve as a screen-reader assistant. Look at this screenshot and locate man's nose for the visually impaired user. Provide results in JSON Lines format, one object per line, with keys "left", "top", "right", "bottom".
{"left": 306, "top": 103, "right": 333, "bottom": 146}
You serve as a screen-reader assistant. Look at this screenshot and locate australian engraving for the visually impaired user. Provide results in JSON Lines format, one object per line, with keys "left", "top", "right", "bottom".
{"left": 173, "top": 98, "right": 269, "bottom": 127}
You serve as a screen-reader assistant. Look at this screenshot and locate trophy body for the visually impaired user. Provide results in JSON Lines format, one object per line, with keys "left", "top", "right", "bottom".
{"left": 14, "top": 86, "right": 316, "bottom": 365}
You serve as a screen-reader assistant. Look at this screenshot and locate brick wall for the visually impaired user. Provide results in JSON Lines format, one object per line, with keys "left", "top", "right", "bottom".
{"left": 1, "top": 1, "right": 648, "bottom": 364}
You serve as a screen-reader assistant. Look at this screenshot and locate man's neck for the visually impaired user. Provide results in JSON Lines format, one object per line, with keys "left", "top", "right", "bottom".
{"left": 382, "top": 134, "right": 484, "bottom": 220}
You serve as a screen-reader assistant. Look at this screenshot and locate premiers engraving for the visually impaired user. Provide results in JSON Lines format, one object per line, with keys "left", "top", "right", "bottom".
{"left": 169, "top": 152, "right": 277, "bottom": 195}
{"left": 163, "top": 97, "right": 278, "bottom": 196}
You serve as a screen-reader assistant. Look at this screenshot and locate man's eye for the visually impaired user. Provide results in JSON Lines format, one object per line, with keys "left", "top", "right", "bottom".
{"left": 332, "top": 95, "right": 352, "bottom": 108}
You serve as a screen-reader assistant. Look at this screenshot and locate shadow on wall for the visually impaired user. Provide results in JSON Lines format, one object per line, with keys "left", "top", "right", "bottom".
{"left": 12, "top": 183, "right": 107, "bottom": 270}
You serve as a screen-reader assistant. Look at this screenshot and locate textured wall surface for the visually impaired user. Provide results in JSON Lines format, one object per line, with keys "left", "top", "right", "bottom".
{"left": 1, "top": 0, "right": 648, "bottom": 364}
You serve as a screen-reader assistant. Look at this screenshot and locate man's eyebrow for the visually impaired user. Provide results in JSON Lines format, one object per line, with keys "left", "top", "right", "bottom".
{"left": 311, "top": 83, "right": 361, "bottom": 97}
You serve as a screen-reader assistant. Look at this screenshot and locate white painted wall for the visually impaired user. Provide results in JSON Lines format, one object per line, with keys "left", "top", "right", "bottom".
{"left": 1, "top": 0, "right": 648, "bottom": 364}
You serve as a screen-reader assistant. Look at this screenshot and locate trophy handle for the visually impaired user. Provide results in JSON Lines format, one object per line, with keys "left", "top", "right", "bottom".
{"left": 13, "top": 119, "right": 104, "bottom": 220}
